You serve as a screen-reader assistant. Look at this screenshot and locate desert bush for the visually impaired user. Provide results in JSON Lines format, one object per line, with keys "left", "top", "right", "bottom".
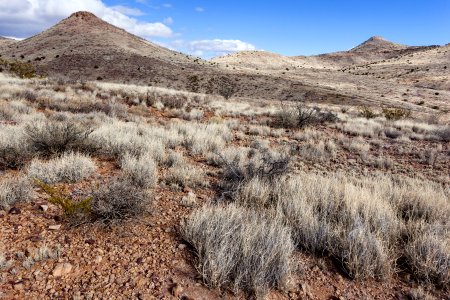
{"left": 433, "top": 126, "right": 450, "bottom": 142}
{"left": 91, "top": 178, "right": 151, "bottom": 222}
{"left": 90, "top": 121, "right": 169, "bottom": 162}
{"left": 384, "top": 128, "right": 403, "bottom": 139}
{"left": 25, "top": 120, "right": 94, "bottom": 157}
{"left": 120, "top": 153, "right": 158, "bottom": 188}
{"left": 405, "top": 224, "right": 449, "bottom": 287}
{"left": 272, "top": 102, "right": 337, "bottom": 129}
{"left": 181, "top": 204, "right": 294, "bottom": 297}
{"left": 221, "top": 147, "right": 290, "bottom": 195}
{"left": 160, "top": 94, "right": 186, "bottom": 109}
{"left": 166, "top": 160, "right": 206, "bottom": 188}
{"left": 359, "top": 106, "right": 377, "bottom": 119}
{"left": 0, "top": 125, "right": 32, "bottom": 169}
{"left": 0, "top": 58, "right": 36, "bottom": 78}
{"left": 382, "top": 107, "right": 411, "bottom": 121}
{"left": 174, "top": 122, "right": 231, "bottom": 155}
{"left": 0, "top": 175, "right": 33, "bottom": 209}
{"left": 298, "top": 140, "right": 335, "bottom": 162}
{"left": 28, "top": 152, "right": 96, "bottom": 184}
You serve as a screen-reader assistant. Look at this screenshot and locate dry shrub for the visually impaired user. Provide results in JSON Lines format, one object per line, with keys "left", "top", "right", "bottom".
{"left": 25, "top": 120, "right": 94, "bottom": 157}
{"left": 220, "top": 148, "right": 290, "bottom": 195}
{"left": 166, "top": 159, "right": 206, "bottom": 189}
{"left": 120, "top": 153, "right": 158, "bottom": 188}
{"left": 232, "top": 171, "right": 449, "bottom": 282}
{"left": 272, "top": 103, "right": 337, "bottom": 129}
{"left": 359, "top": 106, "right": 377, "bottom": 119}
{"left": 0, "top": 175, "right": 33, "bottom": 209}
{"left": 0, "top": 125, "right": 32, "bottom": 169}
{"left": 181, "top": 204, "right": 294, "bottom": 298}
{"left": 91, "top": 178, "right": 151, "bottom": 223}
{"left": 160, "top": 94, "right": 186, "bottom": 109}
{"left": 27, "top": 152, "right": 96, "bottom": 184}
{"left": 433, "top": 126, "right": 450, "bottom": 142}
{"left": 382, "top": 107, "right": 411, "bottom": 121}
{"left": 405, "top": 223, "right": 449, "bottom": 288}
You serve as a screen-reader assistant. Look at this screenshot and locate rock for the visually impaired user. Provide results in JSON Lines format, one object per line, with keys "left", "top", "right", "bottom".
{"left": 48, "top": 224, "right": 61, "bottom": 230}
{"left": 94, "top": 256, "right": 102, "bottom": 264}
{"left": 39, "top": 204, "right": 49, "bottom": 212}
{"left": 52, "top": 263, "right": 73, "bottom": 277}
{"left": 171, "top": 283, "right": 183, "bottom": 297}
{"left": 13, "top": 282, "right": 24, "bottom": 291}
{"left": 8, "top": 207, "right": 21, "bottom": 214}
{"left": 181, "top": 192, "right": 197, "bottom": 207}
{"left": 178, "top": 244, "right": 187, "bottom": 250}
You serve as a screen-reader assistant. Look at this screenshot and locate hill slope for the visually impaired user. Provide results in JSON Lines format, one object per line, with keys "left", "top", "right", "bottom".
{"left": 0, "top": 37, "right": 16, "bottom": 48}
{"left": 0, "top": 12, "right": 209, "bottom": 86}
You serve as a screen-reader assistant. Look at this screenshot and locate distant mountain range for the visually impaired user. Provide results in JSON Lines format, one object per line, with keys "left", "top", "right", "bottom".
{"left": 1, "top": 11, "right": 448, "bottom": 109}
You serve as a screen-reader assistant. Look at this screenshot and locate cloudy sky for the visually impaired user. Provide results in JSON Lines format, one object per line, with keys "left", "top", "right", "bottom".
{"left": 1, "top": 0, "right": 449, "bottom": 58}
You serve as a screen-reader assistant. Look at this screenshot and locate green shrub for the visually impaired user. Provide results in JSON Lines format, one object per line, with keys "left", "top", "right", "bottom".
{"left": 34, "top": 179, "right": 92, "bottom": 222}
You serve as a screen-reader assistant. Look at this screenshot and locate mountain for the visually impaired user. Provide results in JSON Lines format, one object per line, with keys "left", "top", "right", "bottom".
{"left": 0, "top": 37, "right": 16, "bottom": 47}
{"left": 0, "top": 12, "right": 448, "bottom": 111}
{"left": 349, "top": 36, "right": 407, "bottom": 52}
{"left": 0, "top": 11, "right": 211, "bottom": 87}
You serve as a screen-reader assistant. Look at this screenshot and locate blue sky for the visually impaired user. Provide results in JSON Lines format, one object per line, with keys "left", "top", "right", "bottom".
{"left": 1, "top": 0, "right": 449, "bottom": 58}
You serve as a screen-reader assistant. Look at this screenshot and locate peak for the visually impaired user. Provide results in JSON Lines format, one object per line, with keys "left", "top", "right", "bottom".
{"left": 68, "top": 11, "right": 98, "bottom": 20}
{"left": 350, "top": 36, "right": 406, "bottom": 52}
{"left": 367, "top": 36, "right": 387, "bottom": 42}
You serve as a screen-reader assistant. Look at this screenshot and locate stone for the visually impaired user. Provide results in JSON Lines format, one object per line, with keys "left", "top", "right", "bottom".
{"left": 177, "top": 244, "right": 187, "bottom": 250}
{"left": 8, "top": 207, "right": 21, "bottom": 214}
{"left": 181, "top": 192, "right": 197, "bottom": 207}
{"left": 171, "top": 283, "right": 183, "bottom": 298}
{"left": 52, "top": 263, "right": 73, "bottom": 277}
{"left": 94, "top": 256, "right": 102, "bottom": 264}
{"left": 39, "top": 204, "right": 49, "bottom": 212}
{"left": 48, "top": 224, "right": 62, "bottom": 230}
{"left": 13, "top": 282, "right": 24, "bottom": 291}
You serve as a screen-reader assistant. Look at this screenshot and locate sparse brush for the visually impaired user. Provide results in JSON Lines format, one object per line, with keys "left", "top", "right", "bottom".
{"left": 91, "top": 178, "right": 151, "bottom": 223}
{"left": 181, "top": 204, "right": 294, "bottom": 298}
{"left": 120, "top": 152, "right": 158, "bottom": 188}
{"left": 0, "top": 175, "right": 33, "bottom": 209}
{"left": 382, "top": 107, "right": 411, "bottom": 121}
{"left": 25, "top": 120, "right": 94, "bottom": 157}
{"left": 272, "top": 102, "right": 337, "bottom": 129}
{"left": 359, "top": 106, "right": 377, "bottom": 119}
{"left": 405, "top": 223, "right": 450, "bottom": 287}
{"left": 166, "top": 160, "right": 206, "bottom": 188}
{"left": 0, "top": 125, "right": 32, "bottom": 169}
{"left": 27, "top": 152, "right": 96, "bottom": 184}
{"left": 221, "top": 147, "right": 290, "bottom": 194}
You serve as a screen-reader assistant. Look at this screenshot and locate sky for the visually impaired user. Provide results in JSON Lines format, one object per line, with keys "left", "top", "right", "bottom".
{"left": 1, "top": 0, "right": 449, "bottom": 58}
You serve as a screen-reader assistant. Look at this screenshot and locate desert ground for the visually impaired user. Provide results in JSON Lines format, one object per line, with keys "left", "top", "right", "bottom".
{"left": 0, "top": 11, "right": 449, "bottom": 300}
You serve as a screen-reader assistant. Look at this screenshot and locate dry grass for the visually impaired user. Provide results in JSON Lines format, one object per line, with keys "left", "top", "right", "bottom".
{"left": 232, "top": 171, "right": 449, "bottom": 282}
{"left": 91, "top": 178, "right": 152, "bottom": 223}
{"left": 120, "top": 153, "right": 158, "bottom": 188}
{"left": 0, "top": 175, "right": 33, "bottom": 209}
{"left": 181, "top": 204, "right": 294, "bottom": 298}
{"left": 27, "top": 152, "right": 96, "bottom": 184}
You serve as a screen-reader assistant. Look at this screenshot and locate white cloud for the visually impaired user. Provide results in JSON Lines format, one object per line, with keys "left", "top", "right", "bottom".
{"left": 0, "top": 0, "right": 172, "bottom": 39}
{"left": 110, "top": 5, "right": 144, "bottom": 16}
{"left": 189, "top": 39, "right": 256, "bottom": 53}
{"left": 195, "top": 7, "right": 205, "bottom": 12}
{"left": 166, "top": 39, "right": 256, "bottom": 58}
{"left": 162, "top": 3, "right": 172, "bottom": 8}
{"left": 163, "top": 17, "right": 173, "bottom": 25}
